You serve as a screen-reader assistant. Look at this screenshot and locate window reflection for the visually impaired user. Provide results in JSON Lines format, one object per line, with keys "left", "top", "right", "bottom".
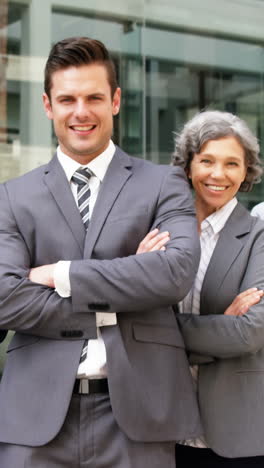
{"left": 0, "top": 1, "right": 264, "bottom": 207}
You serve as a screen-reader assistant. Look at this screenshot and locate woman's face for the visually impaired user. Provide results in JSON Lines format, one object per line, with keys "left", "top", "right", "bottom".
{"left": 189, "top": 136, "right": 247, "bottom": 220}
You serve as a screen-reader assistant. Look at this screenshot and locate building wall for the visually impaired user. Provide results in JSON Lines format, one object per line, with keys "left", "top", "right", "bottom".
{"left": 1, "top": 0, "right": 264, "bottom": 209}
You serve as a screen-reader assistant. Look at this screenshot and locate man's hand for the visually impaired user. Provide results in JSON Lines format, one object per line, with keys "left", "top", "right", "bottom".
{"left": 224, "top": 288, "right": 264, "bottom": 316}
{"left": 29, "top": 264, "right": 56, "bottom": 288}
{"left": 136, "top": 229, "right": 170, "bottom": 254}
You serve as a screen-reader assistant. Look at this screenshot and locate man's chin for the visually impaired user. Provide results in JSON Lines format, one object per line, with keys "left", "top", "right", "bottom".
{"left": 65, "top": 146, "right": 102, "bottom": 164}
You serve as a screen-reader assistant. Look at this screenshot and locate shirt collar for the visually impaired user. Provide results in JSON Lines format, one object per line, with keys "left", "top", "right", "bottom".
{"left": 201, "top": 197, "right": 238, "bottom": 235}
{"left": 57, "top": 140, "right": 116, "bottom": 183}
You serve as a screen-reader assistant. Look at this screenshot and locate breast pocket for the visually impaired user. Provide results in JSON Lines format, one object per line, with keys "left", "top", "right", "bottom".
{"left": 106, "top": 207, "right": 149, "bottom": 225}
{"left": 94, "top": 209, "right": 151, "bottom": 258}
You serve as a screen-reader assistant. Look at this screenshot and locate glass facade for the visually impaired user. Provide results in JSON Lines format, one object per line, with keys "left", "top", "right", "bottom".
{"left": 2, "top": 0, "right": 264, "bottom": 203}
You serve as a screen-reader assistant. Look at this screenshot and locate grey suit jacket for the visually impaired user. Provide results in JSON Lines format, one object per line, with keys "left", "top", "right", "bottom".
{"left": 177, "top": 203, "right": 264, "bottom": 457}
{"left": 0, "top": 147, "right": 201, "bottom": 446}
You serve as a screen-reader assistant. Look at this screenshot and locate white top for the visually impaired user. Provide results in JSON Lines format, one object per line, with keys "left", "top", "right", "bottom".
{"left": 251, "top": 201, "right": 264, "bottom": 220}
{"left": 179, "top": 197, "right": 238, "bottom": 448}
{"left": 54, "top": 140, "right": 117, "bottom": 378}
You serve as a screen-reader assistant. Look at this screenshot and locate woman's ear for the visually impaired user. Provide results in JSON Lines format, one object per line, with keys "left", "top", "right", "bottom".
{"left": 186, "top": 166, "right": 191, "bottom": 180}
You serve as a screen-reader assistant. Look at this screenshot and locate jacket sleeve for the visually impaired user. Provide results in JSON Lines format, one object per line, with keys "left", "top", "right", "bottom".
{"left": 0, "top": 183, "right": 76, "bottom": 339}
{"left": 0, "top": 167, "right": 200, "bottom": 338}
{"left": 69, "top": 167, "right": 200, "bottom": 314}
{"left": 177, "top": 228, "right": 264, "bottom": 359}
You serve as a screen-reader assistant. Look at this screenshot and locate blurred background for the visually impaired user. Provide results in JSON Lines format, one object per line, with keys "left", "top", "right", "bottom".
{"left": 1, "top": 0, "right": 264, "bottom": 208}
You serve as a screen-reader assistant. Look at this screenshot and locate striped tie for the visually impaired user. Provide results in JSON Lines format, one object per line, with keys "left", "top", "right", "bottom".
{"left": 72, "top": 167, "right": 93, "bottom": 230}
{"left": 72, "top": 167, "right": 93, "bottom": 364}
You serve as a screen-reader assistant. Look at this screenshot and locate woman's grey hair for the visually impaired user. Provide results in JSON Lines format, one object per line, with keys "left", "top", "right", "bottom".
{"left": 172, "top": 110, "right": 263, "bottom": 192}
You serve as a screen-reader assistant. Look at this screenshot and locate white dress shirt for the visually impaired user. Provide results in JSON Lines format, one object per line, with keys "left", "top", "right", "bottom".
{"left": 54, "top": 140, "right": 117, "bottom": 378}
{"left": 179, "top": 197, "right": 238, "bottom": 448}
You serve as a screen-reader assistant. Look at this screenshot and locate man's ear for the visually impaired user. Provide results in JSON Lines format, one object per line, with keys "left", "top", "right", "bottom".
{"left": 112, "top": 87, "right": 121, "bottom": 116}
{"left": 43, "top": 93, "right": 53, "bottom": 120}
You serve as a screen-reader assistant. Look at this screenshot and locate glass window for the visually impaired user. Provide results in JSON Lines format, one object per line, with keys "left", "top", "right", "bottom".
{"left": 52, "top": 10, "right": 145, "bottom": 157}
{"left": 1, "top": 0, "right": 264, "bottom": 199}
{"left": 144, "top": 26, "right": 264, "bottom": 207}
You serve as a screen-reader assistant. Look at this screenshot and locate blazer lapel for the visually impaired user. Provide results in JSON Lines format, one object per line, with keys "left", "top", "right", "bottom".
{"left": 200, "top": 203, "right": 252, "bottom": 314}
{"left": 43, "top": 155, "right": 86, "bottom": 254}
{"left": 83, "top": 147, "right": 132, "bottom": 259}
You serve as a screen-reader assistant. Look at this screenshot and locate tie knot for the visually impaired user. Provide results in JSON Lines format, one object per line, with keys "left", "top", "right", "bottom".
{"left": 72, "top": 167, "right": 93, "bottom": 186}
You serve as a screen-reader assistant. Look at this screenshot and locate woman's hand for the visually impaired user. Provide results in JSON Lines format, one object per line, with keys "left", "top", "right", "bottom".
{"left": 136, "top": 228, "right": 170, "bottom": 254}
{"left": 224, "top": 288, "right": 264, "bottom": 316}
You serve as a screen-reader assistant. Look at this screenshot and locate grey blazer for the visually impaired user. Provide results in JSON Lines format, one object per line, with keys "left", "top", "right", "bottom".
{"left": 0, "top": 147, "right": 201, "bottom": 446}
{"left": 178, "top": 203, "right": 264, "bottom": 458}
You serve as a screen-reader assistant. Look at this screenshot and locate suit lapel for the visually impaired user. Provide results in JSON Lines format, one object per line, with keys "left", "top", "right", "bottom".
{"left": 83, "top": 147, "right": 132, "bottom": 259}
{"left": 200, "top": 203, "right": 252, "bottom": 314}
{"left": 43, "top": 155, "right": 86, "bottom": 254}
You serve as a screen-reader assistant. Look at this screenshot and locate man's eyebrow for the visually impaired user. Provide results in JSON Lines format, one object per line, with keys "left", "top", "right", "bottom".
{"left": 89, "top": 92, "right": 106, "bottom": 97}
{"left": 55, "top": 92, "right": 106, "bottom": 98}
{"left": 55, "top": 93, "right": 73, "bottom": 99}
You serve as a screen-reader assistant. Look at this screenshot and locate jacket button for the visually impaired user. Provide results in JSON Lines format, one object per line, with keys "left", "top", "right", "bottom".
{"left": 61, "top": 330, "right": 83, "bottom": 338}
{"left": 88, "top": 303, "right": 110, "bottom": 311}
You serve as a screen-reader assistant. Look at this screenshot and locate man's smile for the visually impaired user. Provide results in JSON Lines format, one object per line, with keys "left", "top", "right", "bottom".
{"left": 70, "top": 124, "right": 96, "bottom": 132}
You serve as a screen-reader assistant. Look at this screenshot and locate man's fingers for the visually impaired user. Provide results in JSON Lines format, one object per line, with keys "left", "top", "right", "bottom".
{"left": 136, "top": 229, "right": 159, "bottom": 253}
{"left": 142, "top": 229, "right": 159, "bottom": 242}
{"left": 137, "top": 230, "right": 170, "bottom": 253}
{"left": 150, "top": 236, "right": 170, "bottom": 251}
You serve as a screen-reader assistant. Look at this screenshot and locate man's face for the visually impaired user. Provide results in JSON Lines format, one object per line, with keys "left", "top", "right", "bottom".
{"left": 43, "top": 64, "right": 121, "bottom": 164}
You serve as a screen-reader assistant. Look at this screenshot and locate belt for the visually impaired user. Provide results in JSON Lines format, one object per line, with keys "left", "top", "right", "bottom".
{"left": 73, "top": 378, "right": 109, "bottom": 395}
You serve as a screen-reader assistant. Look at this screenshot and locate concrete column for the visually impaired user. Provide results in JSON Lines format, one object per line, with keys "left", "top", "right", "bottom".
{"left": 147, "top": 59, "right": 160, "bottom": 163}
{"left": 19, "top": 0, "right": 52, "bottom": 173}
{"left": 0, "top": 0, "right": 8, "bottom": 144}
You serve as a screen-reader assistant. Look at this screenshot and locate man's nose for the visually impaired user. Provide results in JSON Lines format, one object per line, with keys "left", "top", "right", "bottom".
{"left": 74, "top": 101, "right": 90, "bottom": 120}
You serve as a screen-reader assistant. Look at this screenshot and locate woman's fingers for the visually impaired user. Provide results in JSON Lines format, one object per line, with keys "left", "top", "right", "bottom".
{"left": 224, "top": 288, "right": 264, "bottom": 316}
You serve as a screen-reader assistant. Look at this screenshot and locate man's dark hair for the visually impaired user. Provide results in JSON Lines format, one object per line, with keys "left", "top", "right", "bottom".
{"left": 44, "top": 36, "right": 118, "bottom": 100}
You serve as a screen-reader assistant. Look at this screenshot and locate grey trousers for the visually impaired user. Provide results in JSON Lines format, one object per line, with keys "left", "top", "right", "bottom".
{"left": 0, "top": 393, "right": 175, "bottom": 468}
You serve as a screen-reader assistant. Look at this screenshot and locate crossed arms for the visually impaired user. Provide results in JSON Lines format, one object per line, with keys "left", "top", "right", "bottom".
{"left": 177, "top": 228, "right": 264, "bottom": 360}
{"left": 0, "top": 167, "right": 200, "bottom": 339}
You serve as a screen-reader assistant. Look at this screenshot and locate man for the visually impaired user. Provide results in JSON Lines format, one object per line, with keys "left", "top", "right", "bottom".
{"left": 0, "top": 37, "right": 201, "bottom": 467}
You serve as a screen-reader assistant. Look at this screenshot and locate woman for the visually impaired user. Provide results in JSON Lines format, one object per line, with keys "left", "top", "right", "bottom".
{"left": 139, "top": 110, "right": 264, "bottom": 466}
